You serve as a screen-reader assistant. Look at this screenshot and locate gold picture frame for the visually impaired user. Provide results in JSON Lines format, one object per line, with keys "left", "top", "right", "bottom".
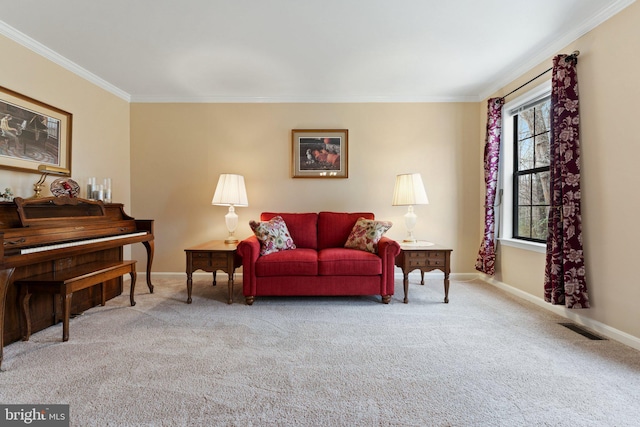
{"left": 292, "top": 129, "right": 348, "bottom": 178}
{"left": 0, "top": 85, "right": 72, "bottom": 176}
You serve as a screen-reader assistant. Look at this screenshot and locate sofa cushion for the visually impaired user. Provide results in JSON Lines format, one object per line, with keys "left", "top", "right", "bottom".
{"left": 318, "top": 248, "right": 382, "bottom": 276}
{"left": 255, "top": 248, "right": 318, "bottom": 276}
{"left": 261, "top": 212, "right": 318, "bottom": 249}
{"left": 250, "top": 215, "right": 297, "bottom": 256}
{"left": 317, "top": 211, "right": 374, "bottom": 249}
{"left": 344, "top": 217, "right": 393, "bottom": 253}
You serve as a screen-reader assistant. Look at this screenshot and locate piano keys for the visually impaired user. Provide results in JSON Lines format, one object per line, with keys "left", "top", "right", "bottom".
{"left": 20, "top": 231, "right": 148, "bottom": 254}
{"left": 0, "top": 196, "right": 154, "bottom": 369}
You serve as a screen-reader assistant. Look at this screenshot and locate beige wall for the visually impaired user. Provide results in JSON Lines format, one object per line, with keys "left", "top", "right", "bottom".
{"left": 0, "top": 35, "right": 131, "bottom": 206}
{"left": 130, "top": 103, "right": 481, "bottom": 273}
{"left": 487, "top": 1, "right": 640, "bottom": 341}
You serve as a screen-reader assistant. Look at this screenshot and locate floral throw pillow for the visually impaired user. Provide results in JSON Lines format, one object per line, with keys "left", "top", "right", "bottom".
{"left": 249, "top": 215, "right": 297, "bottom": 256}
{"left": 344, "top": 217, "right": 392, "bottom": 253}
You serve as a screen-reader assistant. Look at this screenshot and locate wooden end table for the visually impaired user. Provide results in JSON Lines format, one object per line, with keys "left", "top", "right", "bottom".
{"left": 185, "top": 241, "right": 241, "bottom": 304}
{"left": 395, "top": 242, "right": 452, "bottom": 304}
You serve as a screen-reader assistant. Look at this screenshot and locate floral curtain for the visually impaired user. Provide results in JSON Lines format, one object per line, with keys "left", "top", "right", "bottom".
{"left": 544, "top": 54, "right": 589, "bottom": 308}
{"left": 475, "top": 97, "right": 504, "bottom": 276}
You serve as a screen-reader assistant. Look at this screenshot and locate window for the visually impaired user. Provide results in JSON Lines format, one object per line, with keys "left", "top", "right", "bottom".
{"left": 512, "top": 96, "right": 550, "bottom": 242}
{"left": 499, "top": 82, "right": 551, "bottom": 252}
{"left": 47, "top": 117, "right": 59, "bottom": 140}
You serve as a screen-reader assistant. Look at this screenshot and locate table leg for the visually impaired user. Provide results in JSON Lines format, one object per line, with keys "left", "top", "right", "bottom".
{"left": 213, "top": 271, "right": 217, "bottom": 286}
{"left": 403, "top": 272, "right": 409, "bottom": 304}
{"left": 227, "top": 256, "right": 235, "bottom": 304}
{"left": 444, "top": 273, "right": 450, "bottom": 304}
{"left": 186, "top": 272, "right": 193, "bottom": 304}
{"left": 186, "top": 252, "right": 193, "bottom": 304}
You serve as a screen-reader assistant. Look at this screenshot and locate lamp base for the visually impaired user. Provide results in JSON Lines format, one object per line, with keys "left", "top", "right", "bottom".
{"left": 403, "top": 206, "right": 418, "bottom": 244}
{"left": 223, "top": 206, "right": 239, "bottom": 244}
{"left": 403, "top": 227, "right": 417, "bottom": 243}
{"left": 401, "top": 240, "right": 434, "bottom": 247}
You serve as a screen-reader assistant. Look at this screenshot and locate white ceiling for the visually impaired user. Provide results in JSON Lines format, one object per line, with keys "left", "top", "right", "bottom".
{"left": 0, "top": 0, "right": 634, "bottom": 103}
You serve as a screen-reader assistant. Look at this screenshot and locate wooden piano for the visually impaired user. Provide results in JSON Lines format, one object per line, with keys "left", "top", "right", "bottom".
{"left": 0, "top": 196, "right": 154, "bottom": 369}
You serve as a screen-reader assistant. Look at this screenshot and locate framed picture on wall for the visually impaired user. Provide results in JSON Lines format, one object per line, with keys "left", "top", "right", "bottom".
{"left": 0, "top": 85, "right": 72, "bottom": 175}
{"left": 291, "top": 129, "right": 348, "bottom": 178}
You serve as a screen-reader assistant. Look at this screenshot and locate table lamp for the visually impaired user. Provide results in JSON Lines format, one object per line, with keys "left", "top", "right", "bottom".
{"left": 211, "top": 174, "right": 248, "bottom": 243}
{"left": 392, "top": 173, "right": 429, "bottom": 242}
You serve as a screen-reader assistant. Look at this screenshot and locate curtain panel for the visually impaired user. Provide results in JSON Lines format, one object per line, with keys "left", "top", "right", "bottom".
{"left": 544, "top": 54, "right": 589, "bottom": 309}
{"left": 475, "top": 97, "right": 504, "bottom": 276}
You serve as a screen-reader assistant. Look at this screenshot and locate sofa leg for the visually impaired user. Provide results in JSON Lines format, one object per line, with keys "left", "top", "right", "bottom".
{"left": 245, "top": 296, "right": 255, "bottom": 305}
{"left": 381, "top": 295, "right": 391, "bottom": 304}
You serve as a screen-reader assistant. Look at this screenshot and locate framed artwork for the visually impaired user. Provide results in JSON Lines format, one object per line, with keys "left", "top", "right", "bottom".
{"left": 291, "top": 129, "right": 348, "bottom": 178}
{"left": 0, "top": 86, "right": 72, "bottom": 175}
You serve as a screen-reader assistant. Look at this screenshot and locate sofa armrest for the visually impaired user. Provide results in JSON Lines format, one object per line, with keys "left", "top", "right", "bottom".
{"left": 237, "top": 235, "right": 260, "bottom": 262}
{"left": 237, "top": 235, "right": 261, "bottom": 298}
{"left": 377, "top": 236, "right": 401, "bottom": 260}
{"left": 377, "top": 236, "right": 401, "bottom": 297}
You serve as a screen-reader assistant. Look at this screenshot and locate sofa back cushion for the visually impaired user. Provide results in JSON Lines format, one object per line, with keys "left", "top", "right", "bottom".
{"left": 261, "top": 212, "right": 318, "bottom": 249}
{"left": 317, "top": 212, "right": 374, "bottom": 250}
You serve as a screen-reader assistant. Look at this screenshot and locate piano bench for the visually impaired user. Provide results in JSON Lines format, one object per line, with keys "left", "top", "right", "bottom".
{"left": 15, "top": 260, "right": 137, "bottom": 342}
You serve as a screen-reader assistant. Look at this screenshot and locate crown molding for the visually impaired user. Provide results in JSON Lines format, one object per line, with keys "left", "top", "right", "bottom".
{"left": 129, "top": 94, "right": 480, "bottom": 103}
{"left": 0, "top": 20, "right": 131, "bottom": 102}
{"left": 479, "top": 0, "right": 636, "bottom": 100}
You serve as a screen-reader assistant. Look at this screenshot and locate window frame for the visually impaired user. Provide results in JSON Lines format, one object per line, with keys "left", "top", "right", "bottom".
{"left": 511, "top": 94, "right": 551, "bottom": 243}
{"left": 498, "top": 82, "right": 551, "bottom": 254}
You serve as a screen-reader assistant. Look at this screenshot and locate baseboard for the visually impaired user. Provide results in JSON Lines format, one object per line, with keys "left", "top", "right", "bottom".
{"left": 479, "top": 273, "right": 640, "bottom": 351}
{"left": 139, "top": 271, "right": 640, "bottom": 351}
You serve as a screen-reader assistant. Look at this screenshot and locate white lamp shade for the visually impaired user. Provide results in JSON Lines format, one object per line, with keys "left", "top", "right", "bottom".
{"left": 212, "top": 174, "right": 248, "bottom": 207}
{"left": 392, "top": 173, "right": 429, "bottom": 206}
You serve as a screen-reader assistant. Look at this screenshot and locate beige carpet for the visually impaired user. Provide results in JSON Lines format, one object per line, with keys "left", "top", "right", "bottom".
{"left": 1, "top": 275, "right": 640, "bottom": 426}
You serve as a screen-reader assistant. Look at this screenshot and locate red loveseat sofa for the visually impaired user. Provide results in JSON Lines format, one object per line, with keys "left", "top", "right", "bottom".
{"left": 237, "top": 212, "right": 401, "bottom": 305}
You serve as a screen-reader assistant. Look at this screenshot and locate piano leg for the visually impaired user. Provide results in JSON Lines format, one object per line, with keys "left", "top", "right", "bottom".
{"left": 0, "top": 268, "right": 16, "bottom": 370}
{"left": 62, "top": 293, "right": 72, "bottom": 342}
{"left": 142, "top": 240, "right": 155, "bottom": 294}
{"left": 19, "top": 286, "right": 32, "bottom": 341}
{"left": 129, "top": 270, "right": 137, "bottom": 307}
